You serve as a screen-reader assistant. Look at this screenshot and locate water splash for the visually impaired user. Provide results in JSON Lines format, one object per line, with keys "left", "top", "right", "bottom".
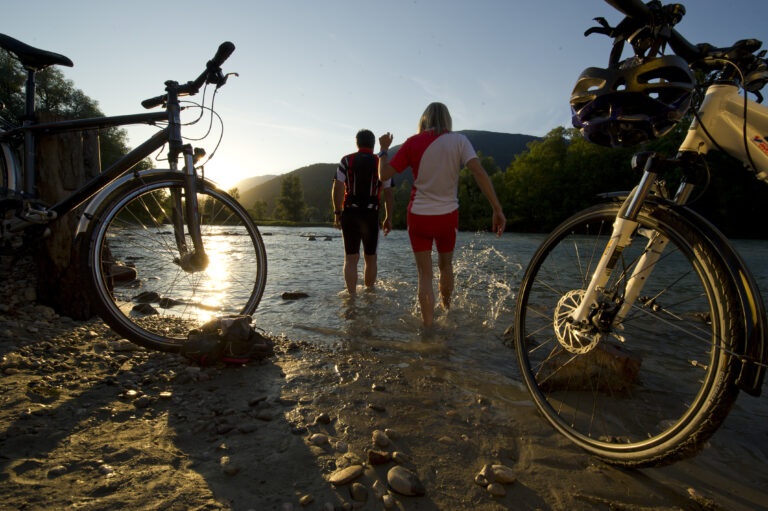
{"left": 452, "top": 237, "right": 523, "bottom": 329}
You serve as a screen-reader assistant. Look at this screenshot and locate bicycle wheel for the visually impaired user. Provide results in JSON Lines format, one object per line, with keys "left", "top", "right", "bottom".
{"left": 85, "top": 173, "right": 267, "bottom": 351}
{"left": 514, "top": 202, "right": 741, "bottom": 467}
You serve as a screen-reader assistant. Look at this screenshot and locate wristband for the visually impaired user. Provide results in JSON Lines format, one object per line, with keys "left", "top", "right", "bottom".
{"left": 378, "top": 150, "right": 388, "bottom": 157}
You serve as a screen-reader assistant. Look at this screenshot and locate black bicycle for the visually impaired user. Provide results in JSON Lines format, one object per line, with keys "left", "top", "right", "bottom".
{"left": 0, "top": 34, "right": 267, "bottom": 351}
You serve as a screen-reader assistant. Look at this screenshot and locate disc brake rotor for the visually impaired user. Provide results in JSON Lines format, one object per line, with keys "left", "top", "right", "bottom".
{"left": 554, "top": 289, "right": 602, "bottom": 354}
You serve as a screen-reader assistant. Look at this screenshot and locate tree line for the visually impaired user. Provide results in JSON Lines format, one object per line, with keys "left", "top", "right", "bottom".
{"left": 250, "top": 121, "right": 768, "bottom": 238}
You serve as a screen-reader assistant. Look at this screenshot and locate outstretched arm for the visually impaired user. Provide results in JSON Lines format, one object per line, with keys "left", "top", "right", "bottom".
{"left": 467, "top": 158, "right": 506, "bottom": 237}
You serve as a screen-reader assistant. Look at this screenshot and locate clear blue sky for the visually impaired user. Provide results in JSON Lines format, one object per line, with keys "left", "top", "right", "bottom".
{"left": 4, "top": 1, "right": 766, "bottom": 188}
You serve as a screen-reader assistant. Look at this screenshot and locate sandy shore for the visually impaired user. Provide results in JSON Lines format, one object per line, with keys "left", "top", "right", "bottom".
{"left": 1, "top": 256, "right": 767, "bottom": 510}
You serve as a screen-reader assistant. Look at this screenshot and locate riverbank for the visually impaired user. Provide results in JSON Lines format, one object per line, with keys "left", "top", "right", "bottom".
{"left": 1, "top": 255, "right": 767, "bottom": 510}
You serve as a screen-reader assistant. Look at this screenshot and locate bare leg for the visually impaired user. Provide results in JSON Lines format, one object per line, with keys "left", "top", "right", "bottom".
{"left": 437, "top": 251, "right": 454, "bottom": 310}
{"left": 413, "top": 250, "right": 434, "bottom": 327}
{"left": 363, "top": 253, "right": 377, "bottom": 288}
{"left": 344, "top": 253, "right": 359, "bottom": 295}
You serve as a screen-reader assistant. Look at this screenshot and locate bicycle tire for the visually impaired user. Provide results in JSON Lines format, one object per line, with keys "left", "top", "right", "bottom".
{"left": 514, "top": 202, "right": 741, "bottom": 467}
{"left": 84, "top": 173, "right": 267, "bottom": 352}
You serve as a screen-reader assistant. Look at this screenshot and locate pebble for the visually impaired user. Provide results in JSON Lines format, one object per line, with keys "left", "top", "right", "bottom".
{"left": 479, "top": 464, "right": 495, "bottom": 483}
{"left": 491, "top": 464, "right": 516, "bottom": 484}
{"left": 329, "top": 464, "right": 363, "bottom": 486}
{"left": 367, "top": 449, "right": 392, "bottom": 465}
{"left": 48, "top": 465, "right": 67, "bottom": 477}
{"left": 298, "top": 494, "right": 314, "bottom": 506}
{"left": 372, "top": 480, "right": 388, "bottom": 499}
{"left": 349, "top": 482, "right": 368, "bottom": 502}
{"left": 372, "top": 430, "right": 390, "bottom": 447}
{"left": 314, "top": 413, "right": 331, "bottom": 424}
{"left": 309, "top": 433, "right": 329, "bottom": 446}
{"left": 474, "top": 474, "right": 489, "bottom": 487}
{"left": 335, "top": 441, "right": 348, "bottom": 453}
{"left": 220, "top": 456, "right": 240, "bottom": 476}
{"left": 382, "top": 495, "right": 395, "bottom": 509}
{"left": 98, "top": 464, "right": 114, "bottom": 476}
{"left": 391, "top": 451, "right": 409, "bottom": 465}
{"left": 487, "top": 483, "right": 506, "bottom": 497}
{"left": 384, "top": 428, "right": 400, "bottom": 439}
{"left": 386, "top": 466, "right": 425, "bottom": 496}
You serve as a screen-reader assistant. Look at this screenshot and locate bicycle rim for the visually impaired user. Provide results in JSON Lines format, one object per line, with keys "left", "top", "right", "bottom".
{"left": 88, "top": 175, "right": 267, "bottom": 351}
{"left": 514, "top": 203, "right": 739, "bottom": 466}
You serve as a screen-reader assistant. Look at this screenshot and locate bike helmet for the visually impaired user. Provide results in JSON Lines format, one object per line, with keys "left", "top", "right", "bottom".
{"left": 570, "top": 55, "right": 695, "bottom": 147}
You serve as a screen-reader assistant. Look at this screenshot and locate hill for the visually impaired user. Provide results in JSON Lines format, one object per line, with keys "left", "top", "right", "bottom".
{"left": 237, "top": 130, "right": 539, "bottom": 219}
{"left": 233, "top": 174, "right": 278, "bottom": 191}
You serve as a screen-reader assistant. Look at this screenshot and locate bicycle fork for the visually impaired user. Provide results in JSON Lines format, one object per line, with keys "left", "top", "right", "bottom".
{"left": 170, "top": 145, "right": 209, "bottom": 273}
{"left": 570, "top": 153, "right": 686, "bottom": 332}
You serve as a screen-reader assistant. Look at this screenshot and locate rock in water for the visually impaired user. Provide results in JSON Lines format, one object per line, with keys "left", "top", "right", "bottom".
{"left": 536, "top": 342, "right": 641, "bottom": 392}
{"left": 281, "top": 291, "right": 309, "bottom": 300}
{"left": 387, "top": 466, "right": 425, "bottom": 496}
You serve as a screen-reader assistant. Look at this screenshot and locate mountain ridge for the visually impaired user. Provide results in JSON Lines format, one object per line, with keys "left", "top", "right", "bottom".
{"left": 236, "top": 130, "right": 539, "bottom": 219}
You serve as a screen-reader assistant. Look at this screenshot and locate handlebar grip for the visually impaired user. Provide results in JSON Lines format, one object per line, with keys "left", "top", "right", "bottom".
{"left": 209, "top": 41, "right": 235, "bottom": 68}
{"left": 141, "top": 94, "right": 166, "bottom": 109}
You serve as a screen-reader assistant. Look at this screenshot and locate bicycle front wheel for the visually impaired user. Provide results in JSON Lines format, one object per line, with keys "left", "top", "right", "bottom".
{"left": 514, "top": 202, "right": 740, "bottom": 467}
{"left": 86, "top": 174, "right": 267, "bottom": 351}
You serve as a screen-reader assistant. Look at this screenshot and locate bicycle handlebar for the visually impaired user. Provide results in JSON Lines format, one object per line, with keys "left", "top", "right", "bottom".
{"left": 141, "top": 41, "right": 236, "bottom": 109}
{"left": 604, "top": 0, "right": 704, "bottom": 62}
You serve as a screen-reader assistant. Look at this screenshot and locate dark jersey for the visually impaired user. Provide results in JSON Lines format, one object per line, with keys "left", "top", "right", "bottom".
{"left": 335, "top": 148, "right": 392, "bottom": 211}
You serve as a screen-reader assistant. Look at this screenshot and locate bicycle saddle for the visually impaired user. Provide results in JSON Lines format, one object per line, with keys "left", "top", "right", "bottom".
{"left": 0, "top": 33, "right": 73, "bottom": 70}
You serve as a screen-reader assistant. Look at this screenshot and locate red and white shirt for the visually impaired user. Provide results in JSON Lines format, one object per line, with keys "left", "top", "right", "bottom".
{"left": 389, "top": 131, "right": 477, "bottom": 215}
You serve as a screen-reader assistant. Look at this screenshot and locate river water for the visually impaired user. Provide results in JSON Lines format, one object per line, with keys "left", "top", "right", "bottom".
{"left": 254, "top": 227, "right": 535, "bottom": 385}
{"left": 251, "top": 226, "right": 768, "bottom": 471}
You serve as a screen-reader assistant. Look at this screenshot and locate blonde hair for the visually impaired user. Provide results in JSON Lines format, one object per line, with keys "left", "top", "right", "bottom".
{"left": 417, "top": 102, "right": 452, "bottom": 134}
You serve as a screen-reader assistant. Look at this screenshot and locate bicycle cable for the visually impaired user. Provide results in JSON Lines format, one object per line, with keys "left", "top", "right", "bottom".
{"left": 690, "top": 57, "right": 760, "bottom": 175}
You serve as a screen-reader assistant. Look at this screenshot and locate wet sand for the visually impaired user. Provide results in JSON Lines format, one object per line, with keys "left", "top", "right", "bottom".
{"left": 1, "top": 257, "right": 767, "bottom": 510}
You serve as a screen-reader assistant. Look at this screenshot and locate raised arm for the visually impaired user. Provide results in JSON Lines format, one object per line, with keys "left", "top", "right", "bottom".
{"left": 378, "top": 132, "right": 397, "bottom": 181}
{"left": 467, "top": 158, "right": 506, "bottom": 237}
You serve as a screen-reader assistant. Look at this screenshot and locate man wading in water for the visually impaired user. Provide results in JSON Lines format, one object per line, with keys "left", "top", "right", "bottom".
{"left": 332, "top": 129, "right": 394, "bottom": 295}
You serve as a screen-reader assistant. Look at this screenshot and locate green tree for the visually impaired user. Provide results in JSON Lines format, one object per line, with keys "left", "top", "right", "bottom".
{"left": 251, "top": 200, "right": 268, "bottom": 220}
{"left": 458, "top": 151, "right": 501, "bottom": 231}
{"left": 273, "top": 174, "right": 307, "bottom": 222}
{"left": 1, "top": 49, "right": 148, "bottom": 171}
{"left": 227, "top": 187, "right": 240, "bottom": 201}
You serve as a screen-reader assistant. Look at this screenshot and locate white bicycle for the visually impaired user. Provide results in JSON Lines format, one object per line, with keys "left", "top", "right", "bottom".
{"left": 514, "top": 0, "right": 768, "bottom": 467}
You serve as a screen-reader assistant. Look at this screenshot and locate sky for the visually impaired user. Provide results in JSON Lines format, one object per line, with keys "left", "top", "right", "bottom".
{"left": 3, "top": 1, "right": 766, "bottom": 189}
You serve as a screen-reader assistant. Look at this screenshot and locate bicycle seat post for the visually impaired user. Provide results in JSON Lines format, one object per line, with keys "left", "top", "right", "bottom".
{"left": 22, "top": 68, "right": 38, "bottom": 196}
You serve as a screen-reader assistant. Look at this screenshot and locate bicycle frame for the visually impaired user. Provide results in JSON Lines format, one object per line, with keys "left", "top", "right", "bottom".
{"left": 0, "top": 84, "right": 209, "bottom": 270}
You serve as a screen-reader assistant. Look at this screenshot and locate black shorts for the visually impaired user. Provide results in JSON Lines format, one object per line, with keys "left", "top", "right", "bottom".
{"left": 341, "top": 208, "right": 380, "bottom": 255}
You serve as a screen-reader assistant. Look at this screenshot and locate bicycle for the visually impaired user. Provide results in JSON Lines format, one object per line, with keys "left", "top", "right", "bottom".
{"left": 513, "top": 0, "right": 768, "bottom": 467}
{"left": 0, "top": 35, "right": 267, "bottom": 352}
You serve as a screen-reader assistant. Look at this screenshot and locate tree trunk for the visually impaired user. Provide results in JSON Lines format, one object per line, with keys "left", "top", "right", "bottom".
{"left": 34, "top": 114, "right": 101, "bottom": 320}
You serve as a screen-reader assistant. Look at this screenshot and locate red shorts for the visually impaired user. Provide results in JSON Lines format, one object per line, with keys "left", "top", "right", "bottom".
{"left": 407, "top": 209, "right": 458, "bottom": 253}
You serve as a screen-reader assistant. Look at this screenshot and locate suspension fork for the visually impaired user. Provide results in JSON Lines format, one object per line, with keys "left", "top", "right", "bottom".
{"left": 570, "top": 153, "right": 671, "bottom": 326}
